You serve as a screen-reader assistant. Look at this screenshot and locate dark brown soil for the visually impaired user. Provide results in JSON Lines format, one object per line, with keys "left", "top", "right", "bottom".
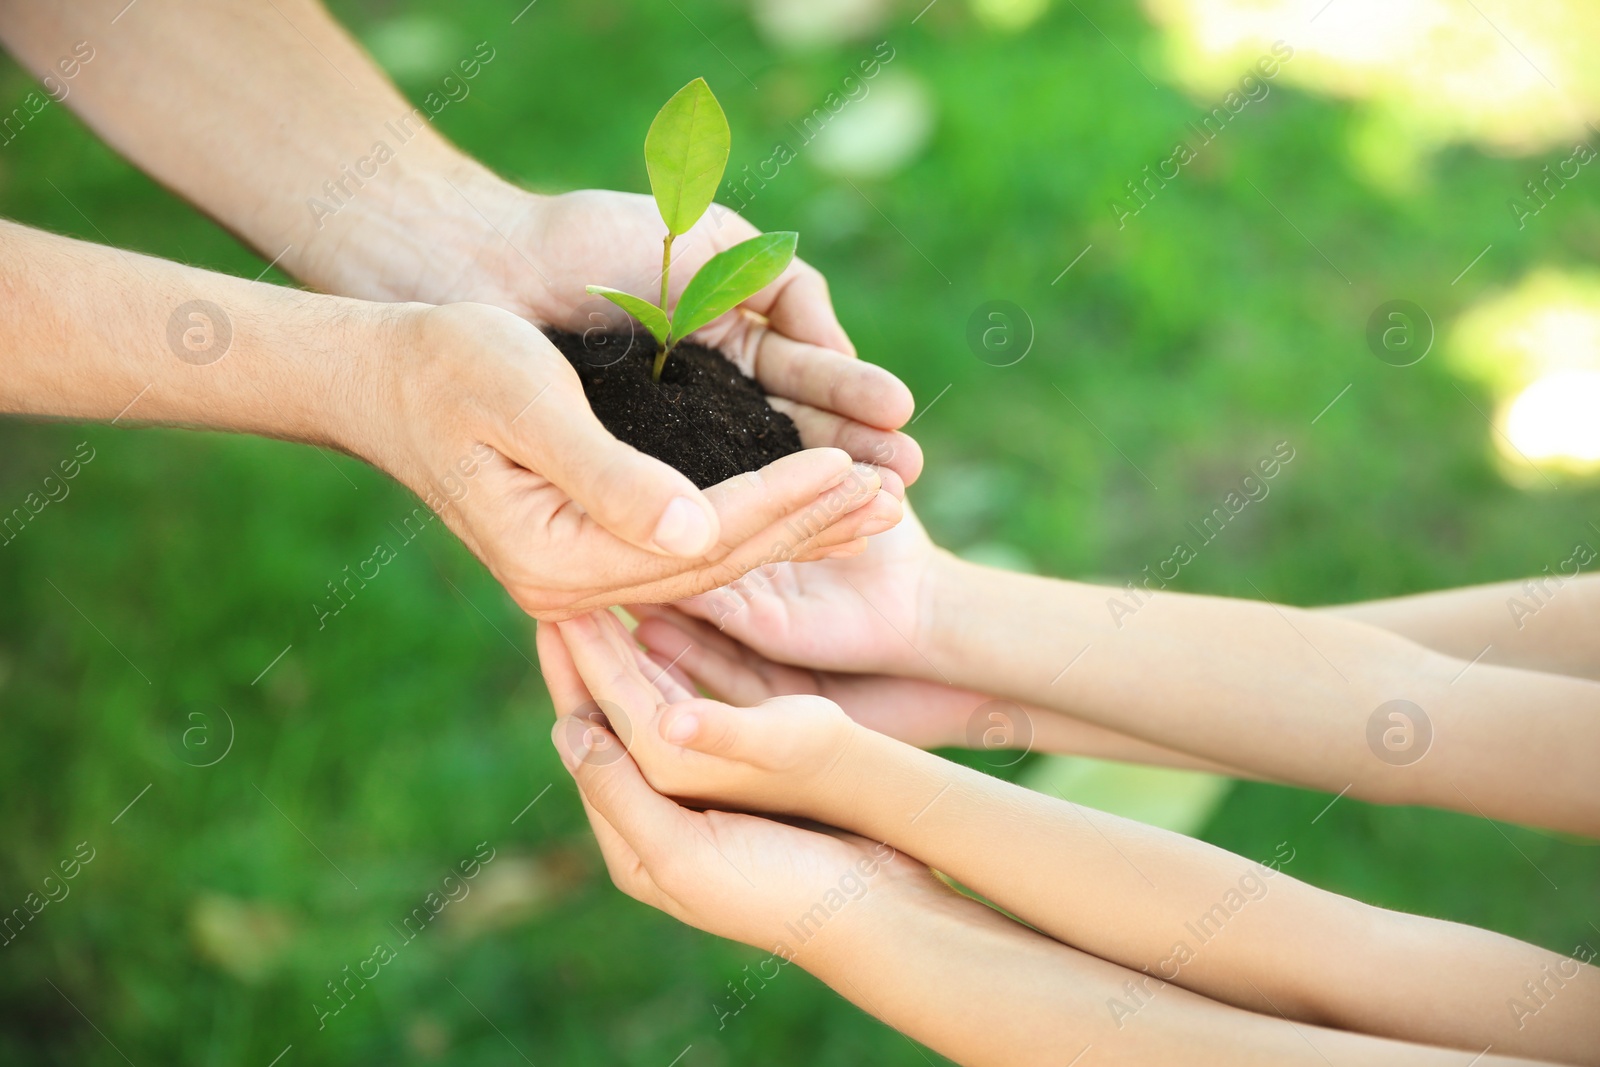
{"left": 545, "top": 327, "right": 803, "bottom": 489}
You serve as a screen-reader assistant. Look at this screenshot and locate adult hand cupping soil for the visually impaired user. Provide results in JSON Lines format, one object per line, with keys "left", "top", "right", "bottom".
{"left": 329, "top": 183, "right": 925, "bottom": 491}
{"left": 0, "top": 2, "right": 920, "bottom": 616}
{"left": 362, "top": 302, "right": 906, "bottom": 619}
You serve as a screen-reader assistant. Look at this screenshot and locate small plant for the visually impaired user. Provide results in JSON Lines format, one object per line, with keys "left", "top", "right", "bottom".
{"left": 587, "top": 78, "right": 797, "bottom": 382}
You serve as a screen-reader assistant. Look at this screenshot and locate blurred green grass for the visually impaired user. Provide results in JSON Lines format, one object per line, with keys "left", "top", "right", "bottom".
{"left": 1, "top": 0, "right": 1597, "bottom": 1063}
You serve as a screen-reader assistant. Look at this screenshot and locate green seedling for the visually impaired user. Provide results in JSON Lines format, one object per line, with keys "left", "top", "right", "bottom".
{"left": 587, "top": 78, "right": 798, "bottom": 382}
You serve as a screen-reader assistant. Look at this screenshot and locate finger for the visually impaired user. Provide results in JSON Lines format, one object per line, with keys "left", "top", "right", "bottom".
{"left": 535, "top": 621, "right": 594, "bottom": 716}
{"left": 521, "top": 448, "right": 872, "bottom": 617}
{"left": 552, "top": 716, "right": 691, "bottom": 873}
{"left": 769, "top": 398, "right": 923, "bottom": 488}
{"left": 786, "top": 489, "right": 903, "bottom": 554}
{"left": 657, "top": 695, "right": 832, "bottom": 762}
{"left": 630, "top": 603, "right": 751, "bottom": 664}
{"left": 574, "top": 783, "right": 662, "bottom": 907}
{"left": 563, "top": 456, "right": 891, "bottom": 613}
{"left": 632, "top": 611, "right": 815, "bottom": 706}
{"left": 518, "top": 375, "right": 721, "bottom": 559}
{"left": 739, "top": 256, "right": 857, "bottom": 357}
{"left": 630, "top": 642, "right": 698, "bottom": 703}
{"left": 635, "top": 616, "right": 767, "bottom": 704}
{"left": 556, "top": 610, "right": 667, "bottom": 745}
{"left": 750, "top": 331, "right": 912, "bottom": 431}
{"left": 699, "top": 451, "right": 889, "bottom": 560}
{"left": 793, "top": 537, "right": 869, "bottom": 563}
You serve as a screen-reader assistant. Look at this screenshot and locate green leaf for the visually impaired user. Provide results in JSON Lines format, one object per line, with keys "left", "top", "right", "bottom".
{"left": 585, "top": 285, "right": 671, "bottom": 348}
{"left": 670, "top": 232, "right": 798, "bottom": 341}
{"left": 645, "top": 78, "right": 731, "bottom": 236}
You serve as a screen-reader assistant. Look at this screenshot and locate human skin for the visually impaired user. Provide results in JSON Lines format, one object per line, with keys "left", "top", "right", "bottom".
{"left": 0, "top": 218, "right": 907, "bottom": 615}
{"left": 645, "top": 508, "right": 1600, "bottom": 835}
{"left": 541, "top": 614, "right": 1589, "bottom": 1067}
{"left": 1323, "top": 578, "right": 1600, "bottom": 682}
{"left": 0, "top": 0, "right": 923, "bottom": 485}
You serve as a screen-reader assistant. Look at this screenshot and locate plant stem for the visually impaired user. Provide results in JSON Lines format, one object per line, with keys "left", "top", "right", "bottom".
{"left": 660, "top": 233, "right": 674, "bottom": 312}
{"left": 654, "top": 233, "right": 674, "bottom": 382}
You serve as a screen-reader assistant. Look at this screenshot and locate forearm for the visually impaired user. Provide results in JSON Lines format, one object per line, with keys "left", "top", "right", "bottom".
{"left": 1323, "top": 576, "right": 1600, "bottom": 681}
{"left": 802, "top": 877, "right": 1555, "bottom": 1067}
{"left": 916, "top": 557, "right": 1600, "bottom": 835}
{"left": 1021, "top": 705, "right": 1247, "bottom": 773}
{"left": 0, "top": 0, "right": 507, "bottom": 302}
{"left": 0, "top": 217, "right": 380, "bottom": 446}
{"left": 807, "top": 729, "right": 1600, "bottom": 1064}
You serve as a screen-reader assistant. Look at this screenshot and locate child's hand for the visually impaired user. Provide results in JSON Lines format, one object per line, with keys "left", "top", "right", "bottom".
{"left": 550, "top": 713, "right": 925, "bottom": 957}
{"left": 667, "top": 504, "right": 950, "bottom": 679}
{"left": 537, "top": 610, "right": 860, "bottom": 817}
{"left": 629, "top": 603, "right": 996, "bottom": 750}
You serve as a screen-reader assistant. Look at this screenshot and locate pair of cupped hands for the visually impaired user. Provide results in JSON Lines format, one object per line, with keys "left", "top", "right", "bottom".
{"left": 360, "top": 186, "right": 921, "bottom": 619}
{"left": 371, "top": 179, "right": 952, "bottom": 950}
{"left": 538, "top": 502, "right": 976, "bottom": 957}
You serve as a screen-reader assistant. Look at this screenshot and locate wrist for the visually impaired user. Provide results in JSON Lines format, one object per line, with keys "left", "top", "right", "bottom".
{"left": 291, "top": 147, "right": 546, "bottom": 313}
{"left": 802, "top": 722, "right": 919, "bottom": 836}
{"left": 323, "top": 299, "right": 402, "bottom": 452}
{"left": 916, "top": 551, "right": 987, "bottom": 683}
{"left": 781, "top": 850, "right": 947, "bottom": 976}
{"left": 790, "top": 863, "right": 953, "bottom": 979}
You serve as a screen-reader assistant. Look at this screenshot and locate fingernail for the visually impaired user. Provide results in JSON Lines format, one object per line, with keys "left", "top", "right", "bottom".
{"left": 662, "top": 711, "right": 699, "bottom": 744}
{"left": 652, "top": 496, "right": 716, "bottom": 557}
{"left": 847, "top": 463, "right": 881, "bottom": 495}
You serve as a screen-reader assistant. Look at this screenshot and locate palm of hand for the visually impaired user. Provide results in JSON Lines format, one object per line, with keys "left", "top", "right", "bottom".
{"left": 544, "top": 611, "right": 851, "bottom": 812}
{"left": 649, "top": 808, "right": 888, "bottom": 949}
{"left": 632, "top": 604, "right": 987, "bottom": 751}
{"left": 680, "top": 505, "right": 940, "bottom": 676}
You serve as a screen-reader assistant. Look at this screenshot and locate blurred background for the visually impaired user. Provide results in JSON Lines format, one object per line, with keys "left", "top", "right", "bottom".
{"left": 2, "top": 0, "right": 1599, "bottom": 1062}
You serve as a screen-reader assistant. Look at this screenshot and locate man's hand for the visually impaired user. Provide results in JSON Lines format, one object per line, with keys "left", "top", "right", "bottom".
{"left": 354, "top": 302, "right": 904, "bottom": 618}
{"left": 1, "top": 0, "right": 922, "bottom": 613}
{"left": 330, "top": 181, "right": 924, "bottom": 490}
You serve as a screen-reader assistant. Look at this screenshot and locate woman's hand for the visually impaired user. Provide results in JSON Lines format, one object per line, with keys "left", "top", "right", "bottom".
{"left": 629, "top": 603, "right": 990, "bottom": 749}
{"left": 551, "top": 718, "right": 921, "bottom": 956}
{"left": 545, "top": 618, "right": 933, "bottom": 955}
{"left": 349, "top": 301, "right": 904, "bottom": 619}
{"left": 631, "top": 605, "right": 1258, "bottom": 772}
{"left": 538, "top": 610, "right": 862, "bottom": 813}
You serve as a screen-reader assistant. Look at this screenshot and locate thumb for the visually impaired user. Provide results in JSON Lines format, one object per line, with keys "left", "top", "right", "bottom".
{"left": 657, "top": 695, "right": 836, "bottom": 766}
{"left": 523, "top": 379, "right": 721, "bottom": 558}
